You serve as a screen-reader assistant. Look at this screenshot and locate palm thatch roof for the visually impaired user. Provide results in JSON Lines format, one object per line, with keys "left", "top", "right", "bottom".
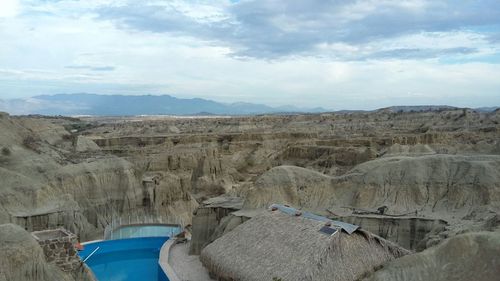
{"left": 200, "top": 206, "right": 410, "bottom": 281}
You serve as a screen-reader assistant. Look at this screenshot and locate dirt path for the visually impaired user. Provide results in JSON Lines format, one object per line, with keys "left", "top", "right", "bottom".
{"left": 170, "top": 241, "right": 214, "bottom": 281}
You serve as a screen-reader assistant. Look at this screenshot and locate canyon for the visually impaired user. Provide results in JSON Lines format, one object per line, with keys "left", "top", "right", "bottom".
{"left": 0, "top": 108, "right": 499, "bottom": 280}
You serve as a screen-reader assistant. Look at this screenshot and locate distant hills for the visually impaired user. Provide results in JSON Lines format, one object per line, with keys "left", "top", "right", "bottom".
{"left": 380, "top": 105, "right": 458, "bottom": 112}
{"left": 379, "top": 105, "right": 500, "bottom": 113}
{"left": 0, "top": 94, "right": 498, "bottom": 116}
{"left": 0, "top": 93, "right": 328, "bottom": 116}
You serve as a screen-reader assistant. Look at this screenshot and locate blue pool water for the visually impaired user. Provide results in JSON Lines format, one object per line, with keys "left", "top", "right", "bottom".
{"left": 79, "top": 237, "right": 169, "bottom": 281}
{"left": 108, "top": 224, "right": 181, "bottom": 240}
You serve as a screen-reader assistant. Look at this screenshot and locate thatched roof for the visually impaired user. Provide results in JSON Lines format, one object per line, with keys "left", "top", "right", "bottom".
{"left": 202, "top": 196, "right": 244, "bottom": 210}
{"left": 200, "top": 206, "right": 410, "bottom": 281}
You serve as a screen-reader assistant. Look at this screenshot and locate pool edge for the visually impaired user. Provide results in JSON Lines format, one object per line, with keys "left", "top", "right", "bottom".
{"left": 159, "top": 239, "right": 181, "bottom": 281}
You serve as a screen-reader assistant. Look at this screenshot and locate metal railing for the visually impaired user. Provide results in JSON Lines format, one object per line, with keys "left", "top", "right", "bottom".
{"left": 82, "top": 246, "right": 100, "bottom": 263}
{"left": 103, "top": 214, "right": 185, "bottom": 240}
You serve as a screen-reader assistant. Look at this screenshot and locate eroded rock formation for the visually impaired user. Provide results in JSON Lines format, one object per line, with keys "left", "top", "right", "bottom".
{"left": 0, "top": 108, "right": 499, "bottom": 275}
{"left": 364, "top": 232, "right": 500, "bottom": 281}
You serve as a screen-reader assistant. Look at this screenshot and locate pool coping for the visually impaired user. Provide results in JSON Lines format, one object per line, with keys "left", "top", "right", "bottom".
{"left": 114, "top": 223, "right": 182, "bottom": 228}
{"left": 159, "top": 239, "right": 181, "bottom": 281}
{"left": 81, "top": 239, "right": 103, "bottom": 245}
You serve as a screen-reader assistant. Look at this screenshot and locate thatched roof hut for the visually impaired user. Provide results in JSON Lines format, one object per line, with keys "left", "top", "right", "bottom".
{"left": 200, "top": 205, "right": 410, "bottom": 281}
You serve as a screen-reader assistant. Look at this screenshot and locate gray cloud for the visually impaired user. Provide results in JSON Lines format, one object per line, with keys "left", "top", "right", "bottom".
{"left": 364, "top": 47, "right": 478, "bottom": 60}
{"left": 488, "top": 32, "right": 500, "bottom": 43}
{"left": 65, "top": 65, "right": 115, "bottom": 71}
{"left": 95, "top": 0, "right": 500, "bottom": 59}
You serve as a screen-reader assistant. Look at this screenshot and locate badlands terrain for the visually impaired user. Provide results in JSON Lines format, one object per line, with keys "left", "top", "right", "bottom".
{"left": 0, "top": 108, "right": 499, "bottom": 280}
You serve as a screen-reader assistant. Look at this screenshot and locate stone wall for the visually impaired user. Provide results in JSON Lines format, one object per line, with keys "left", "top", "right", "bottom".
{"left": 32, "top": 228, "right": 81, "bottom": 272}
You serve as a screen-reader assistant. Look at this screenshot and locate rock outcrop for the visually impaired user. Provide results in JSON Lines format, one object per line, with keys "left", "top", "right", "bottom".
{"left": 0, "top": 224, "right": 94, "bottom": 281}
{"left": 0, "top": 115, "right": 197, "bottom": 240}
{"left": 244, "top": 154, "right": 500, "bottom": 215}
{"left": 0, "top": 108, "right": 499, "bottom": 259}
{"left": 364, "top": 232, "right": 500, "bottom": 281}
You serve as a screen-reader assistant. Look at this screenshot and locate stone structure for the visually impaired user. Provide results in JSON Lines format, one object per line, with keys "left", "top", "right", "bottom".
{"left": 31, "top": 228, "right": 81, "bottom": 272}
{"left": 142, "top": 173, "right": 161, "bottom": 210}
{"left": 189, "top": 196, "right": 244, "bottom": 255}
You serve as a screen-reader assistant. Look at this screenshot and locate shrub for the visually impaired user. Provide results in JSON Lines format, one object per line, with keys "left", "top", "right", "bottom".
{"left": 62, "top": 134, "right": 73, "bottom": 141}
{"left": 1, "top": 147, "right": 11, "bottom": 156}
{"left": 23, "top": 135, "right": 35, "bottom": 146}
{"left": 23, "top": 135, "right": 40, "bottom": 151}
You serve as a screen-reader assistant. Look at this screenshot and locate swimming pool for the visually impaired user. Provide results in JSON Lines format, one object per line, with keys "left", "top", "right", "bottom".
{"left": 79, "top": 237, "right": 169, "bottom": 281}
{"left": 107, "top": 224, "right": 181, "bottom": 240}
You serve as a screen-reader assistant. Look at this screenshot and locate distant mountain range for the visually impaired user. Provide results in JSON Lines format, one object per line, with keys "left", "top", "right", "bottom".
{"left": 0, "top": 93, "right": 328, "bottom": 116}
{"left": 0, "top": 94, "right": 498, "bottom": 116}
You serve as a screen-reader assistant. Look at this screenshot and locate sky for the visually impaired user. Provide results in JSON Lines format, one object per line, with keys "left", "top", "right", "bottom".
{"left": 0, "top": 0, "right": 500, "bottom": 110}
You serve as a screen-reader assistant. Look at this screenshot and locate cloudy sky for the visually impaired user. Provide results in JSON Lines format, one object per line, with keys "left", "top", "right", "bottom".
{"left": 0, "top": 0, "right": 499, "bottom": 110}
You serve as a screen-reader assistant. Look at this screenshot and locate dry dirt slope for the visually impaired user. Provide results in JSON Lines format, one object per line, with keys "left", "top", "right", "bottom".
{"left": 0, "top": 113, "right": 196, "bottom": 240}
{"left": 0, "top": 224, "right": 94, "bottom": 281}
{"left": 244, "top": 155, "right": 500, "bottom": 215}
{"left": 364, "top": 231, "right": 500, "bottom": 281}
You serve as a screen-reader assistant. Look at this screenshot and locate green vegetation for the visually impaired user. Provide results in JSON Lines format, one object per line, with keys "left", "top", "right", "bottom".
{"left": 63, "top": 122, "right": 96, "bottom": 133}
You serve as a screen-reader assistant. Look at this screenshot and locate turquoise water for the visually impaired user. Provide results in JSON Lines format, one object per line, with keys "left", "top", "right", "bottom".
{"left": 79, "top": 237, "right": 169, "bottom": 281}
{"left": 108, "top": 225, "right": 181, "bottom": 240}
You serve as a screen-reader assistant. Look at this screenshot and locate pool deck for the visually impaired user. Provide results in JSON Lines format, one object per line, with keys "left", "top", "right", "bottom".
{"left": 159, "top": 240, "right": 214, "bottom": 281}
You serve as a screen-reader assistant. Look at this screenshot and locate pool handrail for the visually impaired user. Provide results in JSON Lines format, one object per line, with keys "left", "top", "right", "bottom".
{"left": 82, "top": 246, "right": 100, "bottom": 263}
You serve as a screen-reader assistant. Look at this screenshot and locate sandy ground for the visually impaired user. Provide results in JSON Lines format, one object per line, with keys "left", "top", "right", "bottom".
{"left": 170, "top": 241, "right": 214, "bottom": 281}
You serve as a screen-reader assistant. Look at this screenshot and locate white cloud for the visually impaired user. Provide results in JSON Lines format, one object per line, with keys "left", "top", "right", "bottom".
{"left": 0, "top": 0, "right": 499, "bottom": 110}
{"left": 0, "top": 0, "right": 20, "bottom": 18}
